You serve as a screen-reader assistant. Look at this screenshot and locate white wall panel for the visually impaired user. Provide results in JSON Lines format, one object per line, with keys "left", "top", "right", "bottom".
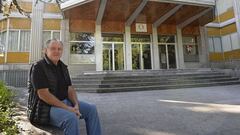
{"left": 208, "top": 38, "right": 214, "bottom": 52}
{"left": 213, "top": 37, "right": 222, "bottom": 52}
{"left": 231, "top": 33, "right": 240, "bottom": 50}
{"left": 222, "top": 35, "right": 232, "bottom": 51}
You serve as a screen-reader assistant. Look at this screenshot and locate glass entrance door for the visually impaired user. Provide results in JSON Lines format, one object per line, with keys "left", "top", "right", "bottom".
{"left": 132, "top": 43, "right": 151, "bottom": 70}
{"left": 131, "top": 34, "right": 152, "bottom": 70}
{"left": 158, "top": 44, "right": 176, "bottom": 69}
{"left": 103, "top": 42, "right": 124, "bottom": 71}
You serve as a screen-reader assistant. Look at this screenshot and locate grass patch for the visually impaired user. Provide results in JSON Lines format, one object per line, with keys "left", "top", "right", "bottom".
{"left": 0, "top": 82, "right": 19, "bottom": 135}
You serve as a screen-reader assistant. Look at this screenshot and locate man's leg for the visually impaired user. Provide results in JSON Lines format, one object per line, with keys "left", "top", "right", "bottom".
{"left": 79, "top": 101, "right": 102, "bottom": 135}
{"left": 49, "top": 100, "right": 80, "bottom": 135}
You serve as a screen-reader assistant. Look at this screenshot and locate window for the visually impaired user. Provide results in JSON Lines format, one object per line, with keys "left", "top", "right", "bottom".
{"left": 213, "top": 37, "right": 222, "bottom": 52}
{"left": 208, "top": 33, "right": 240, "bottom": 53}
{"left": 158, "top": 35, "right": 175, "bottom": 43}
{"left": 0, "top": 45, "right": 4, "bottom": 57}
{"left": 7, "top": 30, "right": 30, "bottom": 52}
{"left": 131, "top": 35, "right": 151, "bottom": 42}
{"left": 70, "top": 33, "right": 95, "bottom": 54}
{"left": 0, "top": 31, "right": 6, "bottom": 47}
{"left": 230, "top": 33, "right": 240, "bottom": 50}
{"left": 53, "top": 32, "right": 60, "bottom": 40}
{"left": 102, "top": 34, "right": 124, "bottom": 42}
{"left": 43, "top": 31, "right": 51, "bottom": 48}
{"left": 183, "top": 36, "right": 199, "bottom": 62}
{"left": 20, "top": 31, "right": 30, "bottom": 52}
{"left": 0, "top": 31, "right": 6, "bottom": 55}
{"left": 8, "top": 31, "right": 19, "bottom": 51}
{"left": 69, "top": 33, "right": 95, "bottom": 64}
{"left": 222, "top": 35, "right": 232, "bottom": 51}
{"left": 208, "top": 37, "right": 223, "bottom": 53}
{"left": 208, "top": 38, "right": 214, "bottom": 52}
{"left": 42, "top": 31, "right": 60, "bottom": 48}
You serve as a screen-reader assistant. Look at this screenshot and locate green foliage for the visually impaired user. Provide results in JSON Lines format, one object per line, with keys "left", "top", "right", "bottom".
{"left": 0, "top": 82, "right": 19, "bottom": 135}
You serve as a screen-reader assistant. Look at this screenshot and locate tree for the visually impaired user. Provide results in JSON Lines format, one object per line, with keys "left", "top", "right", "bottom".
{"left": 0, "top": 0, "right": 30, "bottom": 17}
{"left": 0, "top": 0, "right": 65, "bottom": 17}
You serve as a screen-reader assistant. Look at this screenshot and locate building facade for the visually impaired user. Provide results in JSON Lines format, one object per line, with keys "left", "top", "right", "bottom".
{"left": 0, "top": 0, "right": 239, "bottom": 75}
{"left": 207, "top": 0, "right": 240, "bottom": 69}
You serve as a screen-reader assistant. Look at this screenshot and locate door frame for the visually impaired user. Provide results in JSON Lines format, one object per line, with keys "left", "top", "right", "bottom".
{"left": 102, "top": 41, "right": 125, "bottom": 71}
{"left": 131, "top": 42, "right": 152, "bottom": 70}
{"left": 158, "top": 43, "right": 177, "bottom": 69}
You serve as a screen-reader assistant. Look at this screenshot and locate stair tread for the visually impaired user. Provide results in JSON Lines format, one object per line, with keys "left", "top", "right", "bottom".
{"left": 76, "top": 72, "right": 223, "bottom": 77}
{"left": 73, "top": 77, "right": 239, "bottom": 86}
{"left": 74, "top": 80, "right": 240, "bottom": 90}
{"left": 73, "top": 70, "right": 240, "bottom": 93}
{"left": 71, "top": 75, "right": 233, "bottom": 83}
{"left": 72, "top": 74, "right": 228, "bottom": 80}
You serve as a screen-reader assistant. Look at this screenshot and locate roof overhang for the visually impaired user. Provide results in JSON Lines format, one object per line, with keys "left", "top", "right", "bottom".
{"left": 60, "top": 0, "right": 216, "bottom": 28}
{"left": 149, "top": 0, "right": 215, "bottom": 7}
{"left": 60, "top": 0, "right": 94, "bottom": 11}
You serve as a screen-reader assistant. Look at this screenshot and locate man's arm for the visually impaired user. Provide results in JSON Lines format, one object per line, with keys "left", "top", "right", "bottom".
{"left": 37, "top": 88, "right": 77, "bottom": 113}
{"left": 68, "top": 86, "right": 79, "bottom": 107}
{"left": 68, "top": 86, "right": 81, "bottom": 117}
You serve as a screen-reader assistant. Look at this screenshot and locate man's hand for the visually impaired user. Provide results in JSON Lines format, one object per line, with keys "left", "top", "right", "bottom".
{"left": 67, "top": 86, "right": 81, "bottom": 118}
{"left": 74, "top": 104, "right": 81, "bottom": 118}
{"left": 67, "top": 105, "right": 81, "bottom": 118}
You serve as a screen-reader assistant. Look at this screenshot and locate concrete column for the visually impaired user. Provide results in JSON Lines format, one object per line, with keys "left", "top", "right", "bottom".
{"left": 152, "top": 26, "right": 160, "bottom": 69}
{"left": 125, "top": 26, "right": 132, "bottom": 70}
{"left": 233, "top": 0, "right": 240, "bottom": 41}
{"left": 176, "top": 27, "right": 185, "bottom": 69}
{"left": 4, "top": 18, "right": 9, "bottom": 63}
{"left": 30, "top": 0, "right": 44, "bottom": 63}
{"left": 199, "top": 26, "right": 209, "bottom": 67}
{"left": 60, "top": 19, "right": 70, "bottom": 65}
{"left": 95, "top": 25, "right": 103, "bottom": 71}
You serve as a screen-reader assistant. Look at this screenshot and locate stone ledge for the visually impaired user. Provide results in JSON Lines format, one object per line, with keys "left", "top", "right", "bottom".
{"left": 11, "top": 87, "right": 63, "bottom": 135}
{"left": 13, "top": 103, "right": 63, "bottom": 135}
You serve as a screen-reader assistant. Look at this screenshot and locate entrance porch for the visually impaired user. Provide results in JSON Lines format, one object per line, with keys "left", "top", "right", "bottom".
{"left": 59, "top": 0, "right": 215, "bottom": 73}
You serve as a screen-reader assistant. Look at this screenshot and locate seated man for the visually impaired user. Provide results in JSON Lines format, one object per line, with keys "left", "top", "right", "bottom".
{"left": 30, "top": 39, "right": 101, "bottom": 135}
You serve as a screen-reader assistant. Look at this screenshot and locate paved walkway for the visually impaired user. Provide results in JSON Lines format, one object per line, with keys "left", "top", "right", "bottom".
{"left": 12, "top": 85, "right": 240, "bottom": 135}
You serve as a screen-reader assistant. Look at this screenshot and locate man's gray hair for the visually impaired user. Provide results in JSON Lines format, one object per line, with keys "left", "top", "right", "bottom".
{"left": 45, "top": 39, "right": 63, "bottom": 48}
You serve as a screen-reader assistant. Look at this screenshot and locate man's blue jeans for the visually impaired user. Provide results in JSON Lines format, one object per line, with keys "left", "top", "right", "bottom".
{"left": 49, "top": 99, "right": 102, "bottom": 135}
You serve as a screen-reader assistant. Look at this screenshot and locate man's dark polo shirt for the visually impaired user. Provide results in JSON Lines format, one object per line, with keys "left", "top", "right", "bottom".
{"left": 32, "top": 57, "right": 72, "bottom": 100}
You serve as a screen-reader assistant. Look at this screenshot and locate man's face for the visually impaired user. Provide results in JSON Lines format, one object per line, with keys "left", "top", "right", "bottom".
{"left": 46, "top": 41, "right": 63, "bottom": 64}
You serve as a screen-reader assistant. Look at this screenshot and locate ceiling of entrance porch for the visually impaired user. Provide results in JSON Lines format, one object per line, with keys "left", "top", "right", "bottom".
{"left": 63, "top": 0, "right": 100, "bottom": 20}
{"left": 133, "top": 2, "right": 177, "bottom": 23}
{"left": 161, "top": 5, "right": 212, "bottom": 25}
{"left": 62, "top": 0, "right": 214, "bottom": 27}
{"left": 187, "top": 9, "right": 214, "bottom": 27}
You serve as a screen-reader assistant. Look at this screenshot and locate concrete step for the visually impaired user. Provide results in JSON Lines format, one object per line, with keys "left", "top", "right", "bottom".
{"left": 71, "top": 74, "right": 229, "bottom": 83}
{"left": 72, "top": 73, "right": 225, "bottom": 80}
{"left": 73, "top": 77, "right": 239, "bottom": 88}
{"left": 74, "top": 80, "right": 240, "bottom": 93}
{"left": 72, "top": 69, "right": 240, "bottom": 93}
{"left": 76, "top": 70, "right": 221, "bottom": 77}
{"left": 79, "top": 68, "right": 214, "bottom": 75}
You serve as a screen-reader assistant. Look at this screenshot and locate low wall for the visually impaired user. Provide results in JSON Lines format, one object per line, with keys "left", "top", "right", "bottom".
{"left": 210, "top": 60, "right": 240, "bottom": 69}
{"left": 214, "top": 68, "right": 240, "bottom": 78}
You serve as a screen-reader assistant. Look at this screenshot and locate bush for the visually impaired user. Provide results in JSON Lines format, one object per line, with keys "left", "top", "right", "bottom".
{"left": 0, "top": 82, "right": 19, "bottom": 135}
